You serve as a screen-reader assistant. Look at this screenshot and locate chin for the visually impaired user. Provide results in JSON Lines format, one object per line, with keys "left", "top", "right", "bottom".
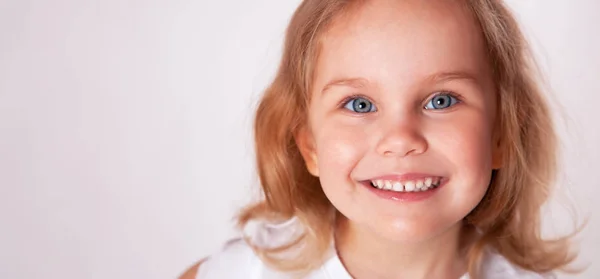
{"left": 368, "top": 216, "right": 463, "bottom": 244}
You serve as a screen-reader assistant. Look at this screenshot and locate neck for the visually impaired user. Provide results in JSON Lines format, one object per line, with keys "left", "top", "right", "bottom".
{"left": 334, "top": 216, "right": 470, "bottom": 279}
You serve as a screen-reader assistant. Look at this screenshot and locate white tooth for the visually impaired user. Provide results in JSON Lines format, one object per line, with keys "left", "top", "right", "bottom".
{"left": 416, "top": 180, "right": 424, "bottom": 189}
{"left": 392, "top": 182, "right": 404, "bottom": 192}
{"left": 425, "top": 177, "right": 432, "bottom": 187}
{"left": 376, "top": 180, "right": 383, "bottom": 188}
{"left": 404, "top": 181, "right": 415, "bottom": 192}
{"left": 384, "top": 181, "right": 392, "bottom": 190}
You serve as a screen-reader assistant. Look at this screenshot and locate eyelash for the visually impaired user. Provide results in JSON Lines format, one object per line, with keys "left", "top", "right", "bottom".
{"left": 427, "top": 91, "right": 463, "bottom": 108}
{"left": 338, "top": 91, "right": 463, "bottom": 111}
{"left": 338, "top": 94, "right": 370, "bottom": 109}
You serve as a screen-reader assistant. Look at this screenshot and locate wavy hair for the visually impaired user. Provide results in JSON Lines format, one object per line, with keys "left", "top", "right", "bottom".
{"left": 237, "top": 0, "right": 578, "bottom": 277}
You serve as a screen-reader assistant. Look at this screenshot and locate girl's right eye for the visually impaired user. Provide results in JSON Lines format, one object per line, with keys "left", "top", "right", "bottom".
{"left": 343, "top": 97, "right": 377, "bottom": 113}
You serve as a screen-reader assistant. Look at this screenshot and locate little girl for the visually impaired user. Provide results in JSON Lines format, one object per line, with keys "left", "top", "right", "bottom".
{"left": 182, "top": 0, "right": 579, "bottom": 278}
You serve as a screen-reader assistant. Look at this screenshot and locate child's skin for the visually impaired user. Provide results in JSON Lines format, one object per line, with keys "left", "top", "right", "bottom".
{"left": 297, "top": 0, "right": 503, "bottom": 278}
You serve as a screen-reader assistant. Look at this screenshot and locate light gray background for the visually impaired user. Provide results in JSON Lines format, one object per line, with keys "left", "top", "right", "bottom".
{"left": 0, "top": 0, "right": 598, "bottom": 278}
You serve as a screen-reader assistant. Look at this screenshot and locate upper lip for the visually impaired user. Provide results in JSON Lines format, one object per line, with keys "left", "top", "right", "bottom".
{"left": 362, "top": 173, "right": 443, "bottom": 182}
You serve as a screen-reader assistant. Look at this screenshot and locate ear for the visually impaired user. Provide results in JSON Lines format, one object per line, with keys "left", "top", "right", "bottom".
{"left": 295, "top": 127, "right": 319, "bottom": 177}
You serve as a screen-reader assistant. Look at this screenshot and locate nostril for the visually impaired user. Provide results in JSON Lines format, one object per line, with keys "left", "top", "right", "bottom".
{"left": 383, "top": 148, "right": 418, "bottom": 157}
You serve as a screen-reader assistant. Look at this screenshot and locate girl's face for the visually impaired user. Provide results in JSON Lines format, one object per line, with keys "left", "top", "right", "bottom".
{"left": 299, "top": 0, "right": 501, "bottom": 242}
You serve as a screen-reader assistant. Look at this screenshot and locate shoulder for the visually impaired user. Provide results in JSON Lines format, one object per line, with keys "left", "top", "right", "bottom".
{"left": 184, "top": 217, "right": 310, "bottom": 279}
{"left": 479, "top": 251, "right": 556, "bottom": 279}
{"left": 184, "top": 238, "right": 262, "bottom": 279}
{"left": 178, "top": 259, "right": 206, "bottom": 279}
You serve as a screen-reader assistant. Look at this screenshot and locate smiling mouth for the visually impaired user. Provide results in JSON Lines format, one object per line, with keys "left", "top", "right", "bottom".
{"left": 368, "top": 177, "right": 442, "bottom": 192}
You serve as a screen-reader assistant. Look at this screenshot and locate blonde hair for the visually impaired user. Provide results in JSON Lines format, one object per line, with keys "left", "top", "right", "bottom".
{"left": 238, "top": 0, "right": 578, "bottom": 277}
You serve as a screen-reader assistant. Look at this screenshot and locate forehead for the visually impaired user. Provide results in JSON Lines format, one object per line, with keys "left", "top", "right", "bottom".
{"left": 313, "top": 0, "right": 491, "bottom": 92}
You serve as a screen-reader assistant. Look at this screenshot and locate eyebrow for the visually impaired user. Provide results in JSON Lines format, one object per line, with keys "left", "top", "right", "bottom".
{"left": 321, "top": 77, "right": 369, "bottom": 94}
{"left": 425, "top": 71, "right": 479, "bottom": 84}
{"left": 320, "top": 71, "right": 479, "bottom": 94}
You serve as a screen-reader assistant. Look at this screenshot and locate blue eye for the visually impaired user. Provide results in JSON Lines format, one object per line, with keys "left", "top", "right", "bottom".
{"left": 424, "top": 93, "right": 459, "bottom": 110}
{"left": 343, "top": 97, "right": 376, "bottom": 113}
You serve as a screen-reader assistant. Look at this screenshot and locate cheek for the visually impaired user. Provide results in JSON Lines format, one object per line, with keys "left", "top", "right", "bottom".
{"left": 431, "top": 113, "right": 494, "bottom": 184}
{"left": 315, "top": 122, "right": 367, "bottom": 172}
{"left": 311, "top": 120, "right": 372, "bottom": 214}
{"left": 311, "top": 119, "right": 371, "bottom": 191}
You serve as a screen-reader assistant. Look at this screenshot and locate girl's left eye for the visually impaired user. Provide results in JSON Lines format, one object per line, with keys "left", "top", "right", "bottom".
{"left": 424, "top": 93, "right": 460, "bottom": 110}
{"left": 343, "top": 97, "right": 377, "bottom": 113}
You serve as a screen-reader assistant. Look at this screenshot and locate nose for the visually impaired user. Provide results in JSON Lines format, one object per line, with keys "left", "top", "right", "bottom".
{"left": 375, "top": 117, "right": 428, "bottom": 157}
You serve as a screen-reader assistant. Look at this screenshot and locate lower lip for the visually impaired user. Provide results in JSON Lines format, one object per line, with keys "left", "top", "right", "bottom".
{"left": 362, "top": 180, "right": 446, "bottom": 202}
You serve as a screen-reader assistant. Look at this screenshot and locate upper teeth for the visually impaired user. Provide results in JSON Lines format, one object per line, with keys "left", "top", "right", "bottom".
{"left": 370, "top": 177, "right": 441, "bottom": 192}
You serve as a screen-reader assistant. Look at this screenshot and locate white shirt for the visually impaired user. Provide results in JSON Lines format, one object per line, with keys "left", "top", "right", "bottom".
{"left": 196, "top": 218, "right": 554, "bottom": 279}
